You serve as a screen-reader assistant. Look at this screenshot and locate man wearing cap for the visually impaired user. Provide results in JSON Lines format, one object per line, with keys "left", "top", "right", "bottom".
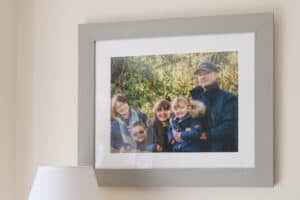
{"left": 190, "top": 62, "right": 238, "bottom": 152}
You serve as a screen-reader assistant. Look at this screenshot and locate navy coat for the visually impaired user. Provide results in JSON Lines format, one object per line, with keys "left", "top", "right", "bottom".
{"left": 190, "top": 83, "right": 238, "bottom": 152}
{"left": 168, "top": 114, "right": 202, "bottom": 152}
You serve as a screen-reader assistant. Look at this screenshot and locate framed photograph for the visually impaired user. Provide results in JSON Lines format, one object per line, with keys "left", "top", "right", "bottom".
{"left": 78, "top": 13, "right": 274, "bottom": 186}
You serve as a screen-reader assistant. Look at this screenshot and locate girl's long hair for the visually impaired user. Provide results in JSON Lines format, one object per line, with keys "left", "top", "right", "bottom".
{"left": 152, "top": 99, "right": 171, "bottom": 123}
{"left": 148, "top": 99, "right": 171, "bottom": 146}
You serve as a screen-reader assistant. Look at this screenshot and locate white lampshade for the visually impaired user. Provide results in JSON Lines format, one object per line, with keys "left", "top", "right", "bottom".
{"left": 28, "top": 166, "right": 99, "bottom": 200}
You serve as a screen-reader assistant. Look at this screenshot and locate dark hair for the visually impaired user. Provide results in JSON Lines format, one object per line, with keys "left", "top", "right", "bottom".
{"left": 148, "top": 99, "right": 171, "bottom": 148}
{"left": 153, "top": 99, "right": 171, "bottom": 119}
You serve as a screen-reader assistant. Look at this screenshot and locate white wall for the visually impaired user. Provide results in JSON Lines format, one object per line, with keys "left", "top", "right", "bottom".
{"left": 14, "top": 0, "right": 300, "bottom": 200}
{"left": 0, "top": 0, "right": 16, "bottom": 199}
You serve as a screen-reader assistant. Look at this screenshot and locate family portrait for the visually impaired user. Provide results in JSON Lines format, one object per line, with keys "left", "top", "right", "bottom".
{"left": 110, "top": 51, "right": 238, "bottom": 153}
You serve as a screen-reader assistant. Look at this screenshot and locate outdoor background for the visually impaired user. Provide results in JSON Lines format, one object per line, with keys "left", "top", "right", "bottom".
{"left": 111, "top": 51, "right": 238, "bottom": 116}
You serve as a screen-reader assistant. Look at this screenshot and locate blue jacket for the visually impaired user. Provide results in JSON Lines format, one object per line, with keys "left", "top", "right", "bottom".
{"left": 168, "top": 114, "right": 202, "bottom": 152}
{"left": 110, "top": 110, "right": 148, "bottom": 151}
{"left": 190, "top": 83, "right": 238, "bottom": 152}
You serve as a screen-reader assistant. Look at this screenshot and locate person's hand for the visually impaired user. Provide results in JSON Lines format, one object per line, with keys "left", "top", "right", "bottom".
{"left": 111, "top": 147, "right": 119, "bottom": 153}
{"left": 200, "top": 132, "right": 207, "bottom": 140}
{"left": 174, "top": 131, "right": 184, "bottom": 143}
{"left": 120, "top": 144, "right": 131, "bottom": 153}
{"left": 156, "top": 144, "right": 163, "bottom": 152}
{"left": 119, "top": 146, "right": 127, "bottom": 153}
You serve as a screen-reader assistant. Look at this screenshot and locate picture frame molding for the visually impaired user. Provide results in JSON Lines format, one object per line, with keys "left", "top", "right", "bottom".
{"left": 78, "top": 13, "right": 274, "bottom": 186}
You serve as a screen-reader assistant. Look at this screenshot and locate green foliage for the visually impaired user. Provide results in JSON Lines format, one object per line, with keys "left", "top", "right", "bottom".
{"left": 111, "top": 52, "right": 238, "bottom": 116}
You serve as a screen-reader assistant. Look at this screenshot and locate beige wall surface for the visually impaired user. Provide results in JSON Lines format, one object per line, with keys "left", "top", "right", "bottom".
{"left": 0, "top": 0, "right": 16, "bottom": 199}
{"left": 13, "top": 0, "right": 300, "bottom": 200}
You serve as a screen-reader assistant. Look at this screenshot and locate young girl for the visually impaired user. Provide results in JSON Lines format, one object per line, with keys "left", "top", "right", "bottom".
{"left": 168, "top": 97, "right": 206, "bottom": 152}
{"left": 147, "top": 99, "right": 172, "bottom": 152}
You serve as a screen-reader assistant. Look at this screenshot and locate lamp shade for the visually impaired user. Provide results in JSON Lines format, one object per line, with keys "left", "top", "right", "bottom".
{"left": 28, "top": 166, "right": 99, "bottom": 200}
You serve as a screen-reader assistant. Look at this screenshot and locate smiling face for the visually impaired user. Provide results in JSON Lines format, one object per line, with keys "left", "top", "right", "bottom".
{"left": 197, "top": 71, "right": 217, "bottom": 87}
{"left": 173, "top": 102, "right": 190, "bottom": 119}
{"left": 130, "top": 125, "right": 147, "bottom": 143}
{"left": 115, "top": 101, "right": 130, "bottom": 119}
{"left": 155, "top": 107, "right": 171, "bottom": 123}
{"left": 153, "top": 100, "right": 171, "bottom": 126}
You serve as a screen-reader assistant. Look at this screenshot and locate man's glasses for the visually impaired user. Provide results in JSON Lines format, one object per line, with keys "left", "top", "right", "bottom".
{"left": 197, "top": 71, "right": 210, "bottom": 76}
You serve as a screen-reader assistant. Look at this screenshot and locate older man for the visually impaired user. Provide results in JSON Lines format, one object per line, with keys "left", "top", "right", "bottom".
{"left": 190, "top": 62, "right": 238, "bottom": 152}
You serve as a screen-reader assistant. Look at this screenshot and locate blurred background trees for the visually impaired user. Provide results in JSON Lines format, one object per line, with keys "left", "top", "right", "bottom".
{"left": 111, "top": 51, "right": 238, "bottom": 116}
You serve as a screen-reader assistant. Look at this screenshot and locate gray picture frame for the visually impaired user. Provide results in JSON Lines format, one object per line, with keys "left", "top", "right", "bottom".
{"left": 78, "top": 13, "right": 274, "bottom": 186}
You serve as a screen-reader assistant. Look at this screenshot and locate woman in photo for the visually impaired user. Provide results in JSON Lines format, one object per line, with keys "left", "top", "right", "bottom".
{"left": 147, "top": 99, "right": 172, "bottom": 152}
{"left": 111, "top": 95, "right": 148, "bottom": 153}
